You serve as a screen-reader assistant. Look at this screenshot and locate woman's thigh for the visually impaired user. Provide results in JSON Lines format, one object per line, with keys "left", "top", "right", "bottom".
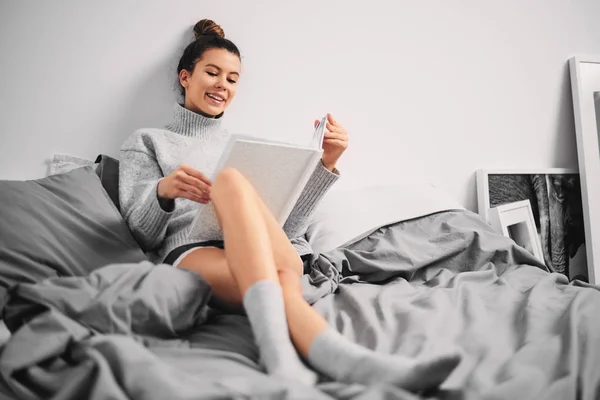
{"left": 178, "top": 247, "right": 241, "bottom": 305}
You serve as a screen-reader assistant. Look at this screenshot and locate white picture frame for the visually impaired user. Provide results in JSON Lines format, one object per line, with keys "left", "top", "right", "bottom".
{"left": 568, "top": 55, "right": 600, "bottom": 285}
{"left": 488, "top": 200, "right": 544, "bottom": 263}
{"left": 476, "top": 168, "right": 588, "bottom": 282}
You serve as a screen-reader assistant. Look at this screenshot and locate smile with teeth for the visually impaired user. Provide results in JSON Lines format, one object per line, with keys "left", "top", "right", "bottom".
{"left": 206, "top": 93, "right": 225, "bottom": 103}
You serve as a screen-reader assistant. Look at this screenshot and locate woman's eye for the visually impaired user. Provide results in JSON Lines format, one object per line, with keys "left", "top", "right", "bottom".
{"left": 207, "top": 72, "right": 217, "bottom": 77}
{"left": 228, "top": 79, "right": 237, "bottom": 84}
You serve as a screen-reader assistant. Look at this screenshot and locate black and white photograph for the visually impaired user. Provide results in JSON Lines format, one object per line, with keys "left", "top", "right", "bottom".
{"left": 477, "top": 169, "right": 588, "bottom": 282}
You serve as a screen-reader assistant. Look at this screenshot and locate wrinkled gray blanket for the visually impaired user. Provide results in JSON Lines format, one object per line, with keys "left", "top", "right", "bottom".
{"left": 0, "top": 209, "right": 599, "bottom": 400}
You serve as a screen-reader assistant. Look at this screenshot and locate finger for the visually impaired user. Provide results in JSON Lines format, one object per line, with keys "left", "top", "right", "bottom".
{"left": 179, "top": 190, "right": 207, "bottom": 204}
{"left": 327, "top": 113, "right": 339, "bottom": 126}
{"left": 179, "top": 164, "right": 212, "bottom": 185}
{"left": 175, "top": 181, "right": 205, "bottom": 197}
{"left": 324, "top": 132, "right": 348, "bottom": 141}
{"left": 323, "top": 138, "right": 348, "bottom": 148}
{"left": 178, "top": 173, "right": 211, "bottom": 194}
{"left": 191, "top": 192, "right": 210, "bottom": 203}
{"left": 326, "top": 122, "right": 346, "bottom": 135}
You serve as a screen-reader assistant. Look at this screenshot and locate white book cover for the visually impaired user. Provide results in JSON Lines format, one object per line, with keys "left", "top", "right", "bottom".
{"left": 187, "top": 116, "right": 328, "bottom": 240}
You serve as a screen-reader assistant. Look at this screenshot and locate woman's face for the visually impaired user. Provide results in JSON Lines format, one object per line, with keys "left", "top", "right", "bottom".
{"left": 180, "top": 48, "right": 241, "bottom": 117}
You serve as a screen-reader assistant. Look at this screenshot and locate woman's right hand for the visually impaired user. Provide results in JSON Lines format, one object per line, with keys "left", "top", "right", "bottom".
{"left": 157, "top": 164, "right": 211, "bottom": 204}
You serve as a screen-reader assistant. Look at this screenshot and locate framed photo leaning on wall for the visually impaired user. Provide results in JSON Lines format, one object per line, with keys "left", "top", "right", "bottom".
{"left": 569, "top": 55, "right": 600, "bottom": 286}
{"left": 476, "top": 168, "right": 588, "bottom": 283}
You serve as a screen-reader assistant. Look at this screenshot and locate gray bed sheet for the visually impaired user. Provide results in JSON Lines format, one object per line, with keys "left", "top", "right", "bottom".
{"left": 0, "top": 209, "right": 598, "bottom": 400}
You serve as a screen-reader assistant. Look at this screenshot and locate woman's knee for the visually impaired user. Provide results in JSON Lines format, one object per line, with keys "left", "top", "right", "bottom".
{"left": 212, "top": 168, "right": 252, "bottom": 202}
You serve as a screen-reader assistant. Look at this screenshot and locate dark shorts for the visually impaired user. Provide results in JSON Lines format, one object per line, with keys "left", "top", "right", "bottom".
{"left": 163, "top": 240, "right": 225, "bottom": 266}
{"left": 164, "top": 239, "right": 313, "bottom": 274}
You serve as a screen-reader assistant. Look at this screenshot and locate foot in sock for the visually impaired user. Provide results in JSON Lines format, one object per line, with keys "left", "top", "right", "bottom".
{"left": 243, "top": 280, "right": 317, "bottom": 385}
{"left": 308, "top": 327, "right": 460, "bottom": 392}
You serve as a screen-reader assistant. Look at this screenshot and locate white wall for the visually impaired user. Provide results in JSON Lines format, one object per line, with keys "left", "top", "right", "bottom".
{"left": 1, "top": 0, "right": 599, "bottom": 211}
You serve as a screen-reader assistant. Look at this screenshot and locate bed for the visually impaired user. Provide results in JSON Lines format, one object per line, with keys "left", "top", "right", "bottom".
{"left": 0, "top": 157, "right": 598, "bottom": 400}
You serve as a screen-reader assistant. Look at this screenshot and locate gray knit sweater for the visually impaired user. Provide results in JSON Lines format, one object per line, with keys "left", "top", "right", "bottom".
{"left": 119, "top": 103, "right": 339, "bottom": 263}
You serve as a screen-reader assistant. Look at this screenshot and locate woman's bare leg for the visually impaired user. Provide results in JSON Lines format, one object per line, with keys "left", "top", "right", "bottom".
{"left": 209, "top": 168, "right": 279, "bottom": 293}
{"left": 277, "top": 269, "right": 327, "bottom": 355}
{"left": 277, "top": 269, "right": 462, "bottom": 392}
{"left": 205, "top": 168, "right": 316, "bottom": 384}
{"left": 177, "top": 169, "right": 303, "bottom": 306}
{"left": 177, "top": 248, "right": 241, "bottom": 305}
{"left": 182, "top": 168, "right": 459, "bottom": 391}
{"left": 252, "top": 192, "right": 303, "bottom": 277}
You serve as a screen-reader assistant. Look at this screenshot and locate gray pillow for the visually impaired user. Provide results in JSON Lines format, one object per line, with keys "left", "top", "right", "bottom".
{"left": 0, "top": 166, "right": 147, "bottom": 313}
{"left": 94, "top": 154, "right": 120, "bottom": 211}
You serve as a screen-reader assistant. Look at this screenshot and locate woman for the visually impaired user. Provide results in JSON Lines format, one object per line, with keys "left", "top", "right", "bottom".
{"left": 119, "top": 19, "right": 343, "bottom": 307}
{"left": 120, "top": 19, "right": 460, "bottom": 390}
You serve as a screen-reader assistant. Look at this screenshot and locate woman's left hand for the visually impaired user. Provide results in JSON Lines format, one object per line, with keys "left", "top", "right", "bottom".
{"left": 315, "top": 113, "right": 348, "bottom": 172}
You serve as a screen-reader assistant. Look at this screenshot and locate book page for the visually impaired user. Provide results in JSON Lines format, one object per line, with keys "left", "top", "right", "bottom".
{"left": 309, "top": 116, "right": 328, "bottom": 149}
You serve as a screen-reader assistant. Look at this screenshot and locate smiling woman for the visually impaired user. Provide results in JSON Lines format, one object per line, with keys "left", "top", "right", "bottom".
{"left": 176, "top": 21, "right": 241, "bottom": 117}
{"left": 118, "top": 18, "right": 349, "bottom": 287}
{"left": 117, "top": 18, "right": 380, "bottom": 388}
{"left": 117, "top": 16, "right": 455, "bottom": 395}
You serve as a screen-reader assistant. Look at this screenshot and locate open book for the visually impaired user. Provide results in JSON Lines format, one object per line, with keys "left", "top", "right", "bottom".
{"left": 187, "top": 115, "right": 328, "bottom": 240}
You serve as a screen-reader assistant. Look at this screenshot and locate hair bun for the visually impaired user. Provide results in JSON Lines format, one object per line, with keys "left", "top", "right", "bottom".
{"left": 193, "top": 19, "right": 225, "bottom": 40}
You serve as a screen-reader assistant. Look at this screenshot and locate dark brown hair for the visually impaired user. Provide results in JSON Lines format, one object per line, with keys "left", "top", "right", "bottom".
{"left": 176, "top": 19, "right": 241, "bottom": 96}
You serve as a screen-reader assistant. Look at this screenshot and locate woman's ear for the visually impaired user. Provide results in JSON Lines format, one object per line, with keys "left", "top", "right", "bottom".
{"left": 179, "top": 69, "right": 190, "bottom": 89}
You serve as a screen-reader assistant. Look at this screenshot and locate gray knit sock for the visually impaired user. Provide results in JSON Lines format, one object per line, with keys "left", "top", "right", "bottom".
{"left": 308, "top": 327, "right": 460, "bottom": 391}
{"left": 243, "top": 280, "right": 317, "bottom": 385}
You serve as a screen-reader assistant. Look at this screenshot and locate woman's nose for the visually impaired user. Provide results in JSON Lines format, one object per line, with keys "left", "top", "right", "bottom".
{"left": 216, "top": 76, "right": 227, "bottom": 88}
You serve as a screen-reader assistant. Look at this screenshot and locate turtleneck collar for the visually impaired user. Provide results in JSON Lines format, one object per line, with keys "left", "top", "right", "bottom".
{"left": 165, "top": 102, "right": 224, "bottom": 140}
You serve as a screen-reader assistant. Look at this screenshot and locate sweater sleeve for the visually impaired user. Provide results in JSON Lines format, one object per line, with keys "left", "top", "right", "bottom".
{"left": 119, "top": 137, "right": 174, "bottom": 252}
{"left": 282, "top": 161, "right": 339, "bottom": 239}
